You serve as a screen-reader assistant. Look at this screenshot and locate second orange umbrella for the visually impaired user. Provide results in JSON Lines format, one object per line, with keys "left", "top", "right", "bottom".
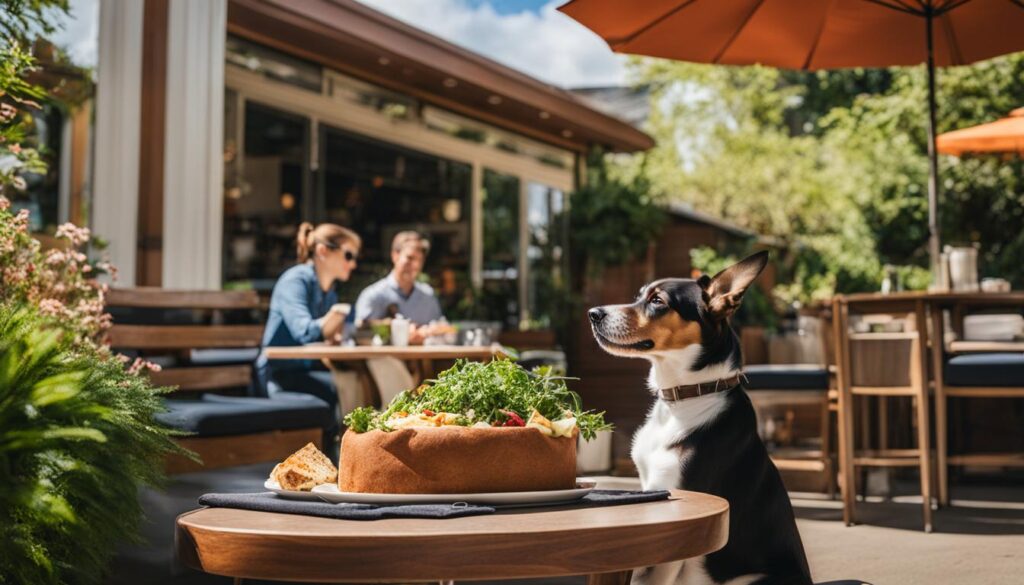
{"left": 937, "top": 108, "right": 1024, "bottom": 157}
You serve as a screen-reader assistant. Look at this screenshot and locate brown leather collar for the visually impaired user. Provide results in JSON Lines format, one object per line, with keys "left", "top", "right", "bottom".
{"left": 659, "top": 374, "right": 744, "bottom": 402}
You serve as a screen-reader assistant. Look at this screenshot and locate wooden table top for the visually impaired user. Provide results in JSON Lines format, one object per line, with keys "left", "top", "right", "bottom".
{"left": 840, "top": 291, "right": 1024, "bottom": 305}
{"left": 175, "top": 489, "right": 729, "bottom": 583}
{"left": 263, "top": 343, "right": 506, "bottom": 361}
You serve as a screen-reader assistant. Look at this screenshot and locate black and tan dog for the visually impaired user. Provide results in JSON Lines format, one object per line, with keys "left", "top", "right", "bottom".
{"left": 589, "top": 251, "right": 811, "bottom": 585}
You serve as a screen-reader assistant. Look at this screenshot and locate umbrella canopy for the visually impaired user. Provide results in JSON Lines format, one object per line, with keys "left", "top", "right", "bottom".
{"left": 559, "top": 0, "right": 1024, "bottom": 274}
{"left": 937, "top": 107, "right": 1024, "bottom": 156}
{"left": 558, "top": 0, "right": 1024, "bottom": 70}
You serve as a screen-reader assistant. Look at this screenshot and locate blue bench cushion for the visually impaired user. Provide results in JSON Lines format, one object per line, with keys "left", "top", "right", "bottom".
{"left": 157, "top": 392, "right": 332, "bottom": 437}
{"left": 742, "top": 364, "right": 830, "bottom": 391}
{"left": 944, "top": 353, "right": 1024, "bottom": 387}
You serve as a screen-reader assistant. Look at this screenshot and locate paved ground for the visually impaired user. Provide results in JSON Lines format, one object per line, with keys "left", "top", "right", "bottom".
{"left": 108, "top": 465, "right": 1024, "bottom": 585}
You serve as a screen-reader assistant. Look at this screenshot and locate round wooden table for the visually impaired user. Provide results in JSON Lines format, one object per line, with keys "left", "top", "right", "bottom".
{"left": 175, "top": 489, "right": 729, "bottom": 584}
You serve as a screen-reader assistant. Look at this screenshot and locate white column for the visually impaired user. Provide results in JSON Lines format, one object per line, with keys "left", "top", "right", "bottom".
{"left": 92, "top": 0, "right": 143, "bottom": 287}
{"left": 162, "top": 0, "right": 226, "bottom": 289}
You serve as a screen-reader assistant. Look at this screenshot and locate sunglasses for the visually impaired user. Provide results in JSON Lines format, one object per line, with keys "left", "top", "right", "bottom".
{"left": 318, "top": 239, "right": 358, "bottom": 262}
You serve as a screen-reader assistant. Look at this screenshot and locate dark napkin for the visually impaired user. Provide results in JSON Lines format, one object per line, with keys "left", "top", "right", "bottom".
{"left": 576, "top": 489, "right": 671, "bottom": 507}
{"left": 197, "top": 492, "right": 495, "bottom": 520}
{"left": 197, "top": 489, "right": 671, "bottom": 521}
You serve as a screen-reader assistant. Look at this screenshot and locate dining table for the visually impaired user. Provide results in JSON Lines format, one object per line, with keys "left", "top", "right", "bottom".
{"left": 175, "top": 488, "right": 729, "bottom": 585}
{"left": 263, "top": 343, "right": 508, "bottom": 410}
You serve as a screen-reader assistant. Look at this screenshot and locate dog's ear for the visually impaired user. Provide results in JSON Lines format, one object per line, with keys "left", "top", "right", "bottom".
{"left": 700, "top": 251, "right": 769, "bottom": 319}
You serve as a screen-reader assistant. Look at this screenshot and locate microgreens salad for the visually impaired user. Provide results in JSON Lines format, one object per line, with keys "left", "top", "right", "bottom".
{"left": 343, "top": 359, "right": 612, "bottom": 440}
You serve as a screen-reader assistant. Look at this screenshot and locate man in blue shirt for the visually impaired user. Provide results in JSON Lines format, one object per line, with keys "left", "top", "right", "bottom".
{"left": 354, "top": 231, "right": 443, "bottom": 344}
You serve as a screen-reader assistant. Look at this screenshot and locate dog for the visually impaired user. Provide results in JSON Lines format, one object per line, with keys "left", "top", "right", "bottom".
{"left": 589, "top": 251, "right": 812, "bottom": 585}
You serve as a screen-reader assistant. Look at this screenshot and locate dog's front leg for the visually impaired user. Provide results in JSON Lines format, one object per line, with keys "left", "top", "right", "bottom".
{"left": 631, "top": 560, "right": 684, "bottom": 585}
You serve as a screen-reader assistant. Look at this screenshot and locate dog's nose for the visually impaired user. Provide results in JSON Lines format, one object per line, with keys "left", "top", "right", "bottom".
{"left": 588, "top": 308, "right": 606, "bottom": 325}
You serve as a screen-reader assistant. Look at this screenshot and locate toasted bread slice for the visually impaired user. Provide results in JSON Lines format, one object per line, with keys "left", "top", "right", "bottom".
{"left": 271, "top": 442, "right": 337, "bottom": 491}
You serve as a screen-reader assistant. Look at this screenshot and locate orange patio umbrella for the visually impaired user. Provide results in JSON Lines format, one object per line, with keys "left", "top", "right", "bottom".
{"left": 937, "top": 108, "right": 1024, "bottom": 156}
{"left": 558, "top": 0, "right": 1024, "bottom": 272}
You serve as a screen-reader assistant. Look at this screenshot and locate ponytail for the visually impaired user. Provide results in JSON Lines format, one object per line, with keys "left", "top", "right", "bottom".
{"left": 296, "top": 222, "right": 315, "bottom": 263}
{"left": 295, "top": 222, "right": 361, "bottom": 264}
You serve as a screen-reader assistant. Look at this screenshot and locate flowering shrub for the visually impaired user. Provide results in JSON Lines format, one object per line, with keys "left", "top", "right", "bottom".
{"left": 0, "top": 40, "right": 47, "bottom": 182}
{"left": 1, "top": 11, "right": 181, "bottom": 582}
{"left": 0, "top": 196, "right": 113, "bottom": 344}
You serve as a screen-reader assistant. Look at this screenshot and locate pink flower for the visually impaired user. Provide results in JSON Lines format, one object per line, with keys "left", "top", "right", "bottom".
{"left": 39, "top": 298, "right": 65, "bottom": 315}
{"left": 55, "top": 223, "right": 91, "bottom": 246}
{"left": 0, "top": 196, "right": 9, "bottom": 211}
{"left": 127, "top": 357, "right": 162, "bottom": 375}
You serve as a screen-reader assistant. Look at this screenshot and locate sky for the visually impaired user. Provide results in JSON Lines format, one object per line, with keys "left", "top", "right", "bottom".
{"left": 49, "top": 0, "right": 99, "bottom": 67}
{"left": 46, "top": 0, "right": 626, "bottom": 89}
{"left": 356, "top": 0, "right": 627, "bottom": 88}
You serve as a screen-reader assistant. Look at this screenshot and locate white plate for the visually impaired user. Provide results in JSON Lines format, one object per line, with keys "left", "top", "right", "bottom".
{"left": 310, "top": 480, "right": 597, "bottom": 506}
{"left": 264, "top": 478, "right": 329, "bottom": 501}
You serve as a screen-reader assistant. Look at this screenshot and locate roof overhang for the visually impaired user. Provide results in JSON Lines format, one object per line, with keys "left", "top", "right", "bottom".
{"left": 227, "top": 0, "right": 654, "bottom": 154}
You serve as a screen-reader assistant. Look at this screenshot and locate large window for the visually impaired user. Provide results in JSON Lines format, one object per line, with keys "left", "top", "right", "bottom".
{"left": 320, "top": 126, "right": 472, "bottom": 311}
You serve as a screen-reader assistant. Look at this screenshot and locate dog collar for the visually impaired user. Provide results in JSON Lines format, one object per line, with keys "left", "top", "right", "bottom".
{"left": 659, "top": 374, "right": 744, "bottom": 402}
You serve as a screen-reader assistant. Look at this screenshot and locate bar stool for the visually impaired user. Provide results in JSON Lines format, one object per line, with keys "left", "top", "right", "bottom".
{"left": 929, "top": 302, "right": 1024, "bottom": 506}
{"left": 832, "top": 295, "right": 934, "bottom": 532}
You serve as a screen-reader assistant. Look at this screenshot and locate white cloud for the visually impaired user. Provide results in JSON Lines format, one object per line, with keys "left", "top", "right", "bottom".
{"left": 356, "top": 0, "right": 626, "bottom": 88}
{"left": 49, "top": 0, "right": 99, "bottom": 68}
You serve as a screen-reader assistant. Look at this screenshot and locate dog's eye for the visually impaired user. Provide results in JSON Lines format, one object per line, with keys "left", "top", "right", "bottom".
{"left": 649, "top": 296, "right": 664, "bottom": 306}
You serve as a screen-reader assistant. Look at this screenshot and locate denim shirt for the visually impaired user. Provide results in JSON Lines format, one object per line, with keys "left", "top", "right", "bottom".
{"left": 256, "top": 263, "right": 337, "bottom": 382}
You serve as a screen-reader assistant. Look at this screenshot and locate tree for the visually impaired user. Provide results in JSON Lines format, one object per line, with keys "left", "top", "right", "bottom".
{"left": 626, "top": 52, "right": 1024, "bottom": 299}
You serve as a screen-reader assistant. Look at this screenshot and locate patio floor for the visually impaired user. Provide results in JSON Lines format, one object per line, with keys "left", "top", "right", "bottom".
{"left": 109, "top": 464, "right": 1024, "bottom": 585}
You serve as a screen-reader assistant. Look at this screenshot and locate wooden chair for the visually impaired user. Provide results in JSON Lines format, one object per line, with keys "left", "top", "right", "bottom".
{"left": 832, "top": 295, "right": 934, "bottom": 532}
{"left": 929, "top": 298, "right": 1024, "bottom": 506}
{"left": 106, "top": 288, "right": 332, "bottom": 473}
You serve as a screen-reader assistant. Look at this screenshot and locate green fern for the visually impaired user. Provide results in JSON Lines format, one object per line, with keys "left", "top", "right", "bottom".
{"left": 0, "top": 305, "right": 182, "bottom": 585}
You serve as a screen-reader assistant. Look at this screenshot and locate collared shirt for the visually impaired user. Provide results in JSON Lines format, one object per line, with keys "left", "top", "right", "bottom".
{"left": 256, "top": 263, "right": 338, "bottom": 377}
{"left": 354, "top": 273, "right": 443, "bottom": 325}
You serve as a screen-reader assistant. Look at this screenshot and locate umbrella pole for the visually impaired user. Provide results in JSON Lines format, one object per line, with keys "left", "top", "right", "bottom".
{"left": 925, "top": 10, "right": 942, "bottom": 279}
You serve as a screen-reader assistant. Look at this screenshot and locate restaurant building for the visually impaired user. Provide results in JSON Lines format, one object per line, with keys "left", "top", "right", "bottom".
{"left": 37, "top": 0, "right": 651, "bottom": 331}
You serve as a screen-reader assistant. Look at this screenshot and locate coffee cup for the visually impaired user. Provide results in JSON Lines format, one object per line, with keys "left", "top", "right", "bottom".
{"left": 331, "top": 303, "right": 351, "bottom": 316}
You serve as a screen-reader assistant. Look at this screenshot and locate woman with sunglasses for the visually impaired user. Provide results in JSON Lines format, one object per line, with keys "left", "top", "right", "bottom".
{"left": 255, "top": 222, "right": 361, "bottom": 456}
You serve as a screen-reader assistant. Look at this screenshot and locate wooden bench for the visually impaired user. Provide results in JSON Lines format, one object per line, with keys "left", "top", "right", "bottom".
{"left": 106, "top": 288, "right": 332, "bottom": 474}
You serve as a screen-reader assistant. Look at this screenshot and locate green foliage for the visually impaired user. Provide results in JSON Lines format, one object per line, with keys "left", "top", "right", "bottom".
{"left": 629, "top": 52, "right": 1024, "bottom": 299}
{"left": 344, "top": 359, "right": 611, "bottom": 440}
{"left": 0, "top": 306, "right": 181, "bottom": 585}
{"left": 569, "top": 148, "right": 666, "bottom": 276}
{"left": 0, "top": 0, "right": 68, "bottom": 41}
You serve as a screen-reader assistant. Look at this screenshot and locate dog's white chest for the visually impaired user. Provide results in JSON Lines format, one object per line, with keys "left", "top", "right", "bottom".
{"left": 631, "top": 395, "right": 728, "bottom": 491}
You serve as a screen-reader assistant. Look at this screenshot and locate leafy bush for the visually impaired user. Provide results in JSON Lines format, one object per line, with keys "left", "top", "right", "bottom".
{"left": 569, "top": 148, "right": 667, "bottom": 277}
{"left": 0, "top": 306, "right": 180, "bottom": 585}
